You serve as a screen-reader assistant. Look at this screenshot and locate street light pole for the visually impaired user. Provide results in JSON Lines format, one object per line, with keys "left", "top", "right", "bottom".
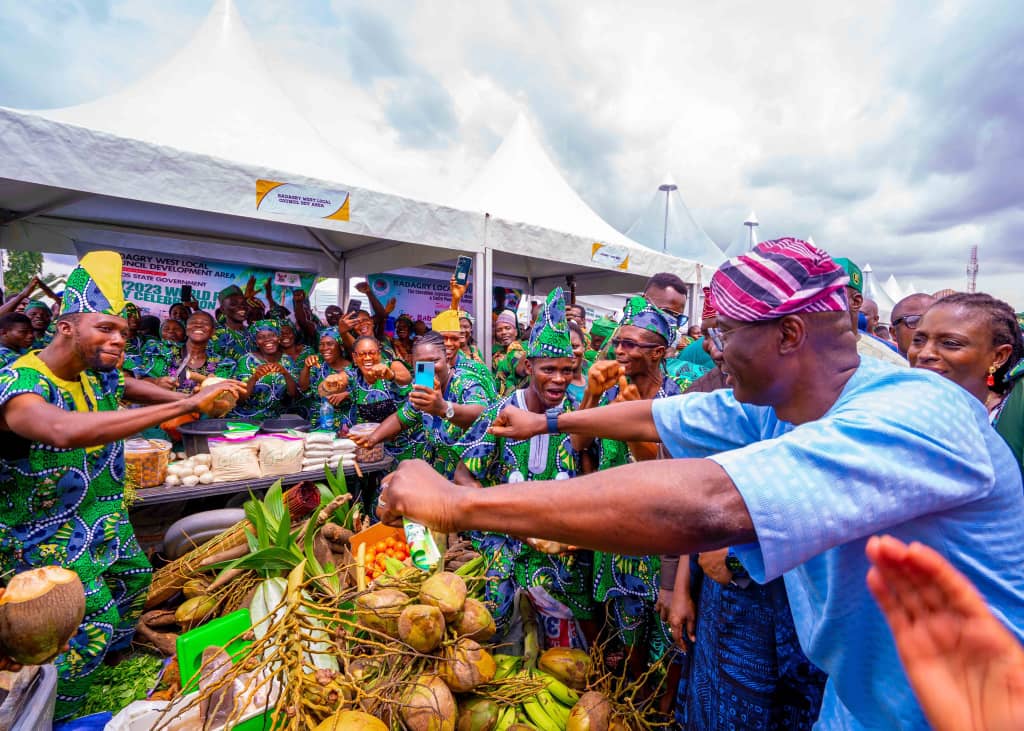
{"left": 658, "top": 182, "right": 678, "bottom": 253}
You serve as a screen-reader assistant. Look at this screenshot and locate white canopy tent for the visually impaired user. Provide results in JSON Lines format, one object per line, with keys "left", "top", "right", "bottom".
{"left": 625, "top": 175, "right": 725, "bottom": 269}
{"left": 862, "top": 264, "right": 897, "bottom": 322}
{"left": 0, "top": 0, "right": 703, "bottom": 362}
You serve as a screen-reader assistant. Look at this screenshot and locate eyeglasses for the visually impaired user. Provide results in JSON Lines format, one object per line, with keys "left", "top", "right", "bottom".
{"left": 662, "top": 309, "right": 690, "bottom": 328}
{"left": 611, "top": 337, "right": 663, "bottom": 352}
{"left": 891, "top": 314, "right": 923, "bottom": 329}
{"left": 707, "top": 324, "right": 760, "bottom": 351}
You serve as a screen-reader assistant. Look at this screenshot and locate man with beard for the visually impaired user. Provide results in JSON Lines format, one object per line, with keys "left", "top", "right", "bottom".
{"left": 211, "top": 285, "right": 254, "bottom": 362}
{"left": 456, "top": 289, "right": 595, "bottom": 646}
{"left": 377, "top": 239, "right": 1024, "bottom": 730}
{"left": 0, "top": 252, "right": 244, "bottom": 720}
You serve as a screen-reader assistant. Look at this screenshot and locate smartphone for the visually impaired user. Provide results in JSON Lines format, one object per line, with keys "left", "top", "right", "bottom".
{"left": 414, "top": 360, "right": 435, "bottom": 389}
{"left": 346, "top": 299, "right": 363, "bottom": 315}
{"left": 453, "top": 255, "right": 473, "bottom": 286}
{"left": 181, "top": 284, "right": 193, "bottom": 302}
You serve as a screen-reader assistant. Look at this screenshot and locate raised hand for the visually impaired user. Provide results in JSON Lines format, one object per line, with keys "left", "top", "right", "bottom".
{"left": 354, "top": 281, "right": 370, "bottom": 295}
{"left": 614, "top": 375, "right": 641, "bottom": 402}
{"left": 866, "top": 535, "right": 1024, "bottom": 731}
{"left": 408, "top": 384, "right": 444, "bottom": 416}
{"left": 189, "top": 379, "right": 246, "bottom": 416}
{"left": 304, "top": 354, "right": 320, "bottom": 369}
{"left": 488, "top": 405, "right": 546, "bottom": 440}
{"left": 587, "top": 360, "right": 623, "bottom": 396}
{"left": 377, "top": 459, "right": 464, "bottom": 531}
{"left": 327, "top": 391, "right": 350, "bottom": 406}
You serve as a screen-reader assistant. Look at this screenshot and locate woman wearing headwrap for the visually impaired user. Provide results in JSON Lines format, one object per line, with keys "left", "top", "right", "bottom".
{"left": 459, "top": 312, "right": 485, "bottom": 363}
{"left": 390, "top": 314, "right": 416, "bottom": 369}
{"left": 574, "top": 295, "right": 684, "bottom": 673}
{"left": 299, "top": 327, "right": 353, "bottom": 429}
{"left": 567, "top": 321, "right": 589, "bottom": 405}
{"left": 137, "top": 311, "right": 236, "bottom": 393}
{"left": 492, "top": 309, "right": 527, "bottom": 396}
{"left": 168, "top": 302, "right": 192, "bottom": 326}
{"left": 458, "top": 289, "right": 594, "bottom": 646}
{"left": 230, "top": 320, "right": 297, "bottom": 419}
{"left": 279, "top": 320, "right": 318, "bottom": 417}
{"left": 24, "top": 299, "right": 54, "bottom": 349}
{"left": 342, "top": 336, "right": 418, "bottom": 459}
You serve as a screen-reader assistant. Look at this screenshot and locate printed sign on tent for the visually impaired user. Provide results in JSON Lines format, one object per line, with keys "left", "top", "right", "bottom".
{"left": 591, "top": 242, "right": 630, "bottom": 270}
{"left": 256, "top": 179, "right": 350, "bottom": 221}
{"left": 74, "top": 243, "right": 317, "bottom": 320}
{"left": 367, "top": 272, "right": 523, "bottom": 333}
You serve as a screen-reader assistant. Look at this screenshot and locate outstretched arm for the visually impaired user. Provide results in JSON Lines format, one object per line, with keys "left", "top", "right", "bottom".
{"left": 866, "top": 535, "right": 1024, "bottom": 731}
{"left": 378, "top": 457, "right": 753, "bottom": 556}
{"left": 491, "top": 399, "right": 660, "bottom": 444}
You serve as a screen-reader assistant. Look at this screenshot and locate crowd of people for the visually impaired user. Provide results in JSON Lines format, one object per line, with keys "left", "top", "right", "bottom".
{"left": 1, "top": 241, "right": 1023, "bottom": 729}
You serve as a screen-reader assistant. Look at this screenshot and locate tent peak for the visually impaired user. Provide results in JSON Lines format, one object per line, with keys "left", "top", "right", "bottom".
{"left": 744, "top": 211, "right": 759, "bottom": 227}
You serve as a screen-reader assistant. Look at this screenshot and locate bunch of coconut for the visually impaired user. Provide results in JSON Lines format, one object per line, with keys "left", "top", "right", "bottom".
{"left": 353, "top": 570, "right": 498, "bottom": 731}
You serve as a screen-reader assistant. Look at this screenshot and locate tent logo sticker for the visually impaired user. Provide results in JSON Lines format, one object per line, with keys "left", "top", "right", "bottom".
{"left": 256, "top": 180, "right": 350, "bottom": 221}
{"left": 591, "top": 243, "right": 630, "bottom": 270}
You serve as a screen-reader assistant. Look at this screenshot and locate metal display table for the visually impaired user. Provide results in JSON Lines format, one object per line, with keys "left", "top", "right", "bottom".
{"left": 130, "top": 457, "right": 394, "bottom": 506}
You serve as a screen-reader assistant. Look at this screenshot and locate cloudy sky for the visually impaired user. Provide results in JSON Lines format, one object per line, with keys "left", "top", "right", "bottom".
{"left": 1, "top": 0, "right": 1021, "bottom": 308}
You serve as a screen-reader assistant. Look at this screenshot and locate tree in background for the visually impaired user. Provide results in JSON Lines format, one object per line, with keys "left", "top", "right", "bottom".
{"left": 3, "top": 250, "right": 43, "bottom": 292}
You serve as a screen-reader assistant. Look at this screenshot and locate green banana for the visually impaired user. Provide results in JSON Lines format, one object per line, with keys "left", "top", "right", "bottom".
{"left": 454, "top": 554, "right": 485, "bottom": 576}
{"left": 537, "top": 689, "right": 571, "bottom": 725}
{"left": 494, "top": 706, "right": 517, "bottom": 731}
{"left": 537, "top": 671, "right": 579, "bottom": 706}
{"left": 522, "top": 698, "right": 561, "bottom": 731}
{"left": 494, "top": 654, "right": 523, "bottom": 679}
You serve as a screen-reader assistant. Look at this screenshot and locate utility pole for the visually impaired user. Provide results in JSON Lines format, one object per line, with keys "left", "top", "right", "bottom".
{"left": 966, "top": 245, "right": 978, "bottom": 293}
{"left": 658, "top": 181, "right": 677, "bottom": 253}
{"left": 743, "top": 211, "right": 759, "bottom": 251}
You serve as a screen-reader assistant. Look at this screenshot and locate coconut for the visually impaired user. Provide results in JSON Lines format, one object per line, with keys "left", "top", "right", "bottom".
{"left": 355, "top": 588, "right": 411, "bottom": 637}
{"left": 538, "top": 647, "right": 591, "bottom": 690}
{"left": 439, "top": 638, "right": 496, "bottom": 693}
{"left": 398, "top": 604, "right": 446, "bottom": 653}
{"left": 0, "top": 566, "right": 85, "bottom": 665}
{"left": 566, "top": 691, "right": 611, "bottom": 731}
{"left": 314, "top": 709, "right": 388, "bottom": 731}
{"left": 182, "top": 577, "right": 210, "bottom": 599}
{"left": 453, "top": 598, "right": 495, "bottom": 642}
{"left": 401, "top": 674, "right": 457, "bottom": 731}
{"left": 175, "top": 594, "right": 219, "bottom": 629}
{"left": 419, "top": 572, "right": 467, "bottom": 620}
{"left": 456, "top": 697, "right": 500, "bottom": 731}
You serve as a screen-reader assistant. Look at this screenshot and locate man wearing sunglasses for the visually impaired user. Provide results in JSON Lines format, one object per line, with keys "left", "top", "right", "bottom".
{"left": 377, "top": 238, "right": 1024, "bottom": 730}
{"left": 889, "top": 293, "right": 937, "bottom": 356}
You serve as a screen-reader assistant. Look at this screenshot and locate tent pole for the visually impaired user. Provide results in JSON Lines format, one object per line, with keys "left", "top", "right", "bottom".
{"left": 483, "top": 246, "right": 494, "bottom": 368}
{"left": 337, "top": 257, "right": 348, "bottom": 307}
{"left": 474, "top": 250, "right": 487, "bottom": 365}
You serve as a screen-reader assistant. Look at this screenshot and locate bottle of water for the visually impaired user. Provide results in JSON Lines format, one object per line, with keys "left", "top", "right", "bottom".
{"left": 318, "top": 399, "right": 335, "bottom": 430}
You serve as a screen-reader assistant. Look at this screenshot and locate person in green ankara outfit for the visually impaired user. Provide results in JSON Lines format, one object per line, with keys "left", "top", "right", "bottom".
{"left": 211, "top": 284, "right": 255, "bottom": 362}
{"left": 457, "top": 288, "right": 595, "bottom": 647}
{"left": 0, "top": 251, "right": 246, "bottom": 720}
{"left": 230, "top": 319, "right": 298, "bottom": 420}
{"left": 587, "top": 315, "right": 616, "bottom": 364}
{"left": 492, "top": 309, "right": 528, "bottom": 396}
{"left": 351, "top": 330, "right": 492, "bottom": 480}
{"left": 573, "top": 295, "right": 683, "bottom": 673}
{"left": 24, "top": 299, "right": 54, "bottom": 350}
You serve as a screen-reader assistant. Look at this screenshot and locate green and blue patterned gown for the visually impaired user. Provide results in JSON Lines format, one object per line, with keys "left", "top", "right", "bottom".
{"left": 211, "top": 325, "right": 254, "bottom": 363}
{"left": 492, "top": 341, "right": 528, "bottom": 396}
{"left": 459, "top": 389, "right": 593, "bottom": 639}
{"left": 0, "top": 355, "right": 152, "bottom": 720}
{"left": 230, "top": 353, "right": 296, "bottom": 420}
{"left": 339, "top": 365, "right": 419, "bottom": 461}
{"left": 133, "top": 342, "right": 236, "bottom": 395}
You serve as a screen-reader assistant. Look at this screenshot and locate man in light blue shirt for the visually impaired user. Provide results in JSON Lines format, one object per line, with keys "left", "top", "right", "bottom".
{"left": 377, "top": 239, "right": 1024, "bottom": 730}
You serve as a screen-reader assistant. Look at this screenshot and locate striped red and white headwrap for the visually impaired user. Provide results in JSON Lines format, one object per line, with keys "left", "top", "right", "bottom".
{"left": 701, "top": 286, "right": 718, "bottom": 320}
{"left": 710, "top": 238, "right": 849, "bottom": 322}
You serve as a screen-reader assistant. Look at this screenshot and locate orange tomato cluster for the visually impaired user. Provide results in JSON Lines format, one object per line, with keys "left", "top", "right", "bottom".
{"left": 364, "top": 536, "right": 411, "bottom": 581}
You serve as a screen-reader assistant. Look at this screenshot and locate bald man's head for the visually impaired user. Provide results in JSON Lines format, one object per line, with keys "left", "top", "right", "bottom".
{"left": 861, "top": 298, "right": 880, "bottom": 332}
{"left": 890, "top": 293, "right": 937, "bottom": 356}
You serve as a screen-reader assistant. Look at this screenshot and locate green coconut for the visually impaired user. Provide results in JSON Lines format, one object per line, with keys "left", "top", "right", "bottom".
{"left": 313, "top": 709, "right": 388, "bottom": 731}
{"left": 456, "top": 697, "right": 500, "bottom": 731}
{"left": 401, "top": 674, "right": 457, "bottom": 731}
{"left": 356, "top": 588, "right": 412, "bottom": 638}
{"left": 398, "top": 604, "right": 446, "bottom": 653}
{"left": 0, "top": 566, "right": 85, "bottom": 665}
{"left": 439, "top": 637, "right": 497, "bottom": 693}
{"left": 538, "top": 647, "right": 591, "bottom": 690}
{"left": 419, "top": 571, "right": 467, "bottom": 620}
{"left": 566, "top": 691, "right": 611, "bottom": 731}
{"left": 453, "top": 598, "right": 496, "bottom": 642}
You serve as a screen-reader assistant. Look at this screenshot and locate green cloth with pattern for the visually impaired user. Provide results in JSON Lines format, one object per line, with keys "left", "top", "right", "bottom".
{"left": 211, "top": 324, "right": 254, "bottom": 362}
{"left": 0, "top": 356, "right": 152, "bottom": 720}
{"left": 230, "top": 353, "right": 296, "bottom": 420}
{"left": 340, "top": 365, "right": 420, "bottom": 461}
{"left": 526, "top": 288, "right": 574, "bottom": 358}
{"left": 459, "top": 389, "right": 594, "bottom": 633}
{"left": 135, "top": 343, "right": 236, "bottom": 394}
{"left": 492, "top": 341, "right": 527, "bottom": 396}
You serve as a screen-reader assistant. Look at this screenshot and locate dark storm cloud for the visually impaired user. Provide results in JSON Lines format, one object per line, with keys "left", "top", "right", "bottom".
{"left": 337, "top": 5, "right": 458, "bottom": 149}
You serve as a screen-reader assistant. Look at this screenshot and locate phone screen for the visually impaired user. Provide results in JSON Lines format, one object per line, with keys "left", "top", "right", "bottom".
{"left": 181, "top": 284, "right": 192, "bottom": 302}
{"left": 414, "top": 361, "right": 435, "bottom": 389}
{"left": 346, "top": 299, "right": 363, "bottom": 315}
{"left": 454, "top": 256, "right": 473, "bottom": 286}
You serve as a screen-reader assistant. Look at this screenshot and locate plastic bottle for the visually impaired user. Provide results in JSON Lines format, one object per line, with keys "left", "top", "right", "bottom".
{"left": 318, "top": 399, "right": 335, "bottom": 430}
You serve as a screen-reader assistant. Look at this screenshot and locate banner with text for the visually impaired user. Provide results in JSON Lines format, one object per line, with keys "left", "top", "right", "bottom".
{"left": 74, "top": 244, "right": 318, "bottom": 320}
{"left": 368, "top": 273, "right": 523, "bottom": 333}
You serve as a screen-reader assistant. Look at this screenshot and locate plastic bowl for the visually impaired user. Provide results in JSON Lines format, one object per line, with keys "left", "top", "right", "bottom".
{"left": 125, "top": 438, "right": 173, "bottom": 489}
{"left": 347, "top": 422, "right": 384, "bottom": 463}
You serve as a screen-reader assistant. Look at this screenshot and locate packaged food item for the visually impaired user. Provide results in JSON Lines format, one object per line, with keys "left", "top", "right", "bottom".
{"left": 125, "top": 438, "right": 172, "bottom": 489}
{"left": 209, "top": 436, "right": 262, "bottom": 482}
{"left": 258, "top": 434, "right": 306, "bottom": 477}
{"left": 348, "top": 423, "right": 384, "bottom": 463}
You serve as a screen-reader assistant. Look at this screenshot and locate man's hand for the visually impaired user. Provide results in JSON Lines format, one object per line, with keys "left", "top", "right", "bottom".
{"left": 450, "top": 277, "right": 467, "bottom": 309}
{"left": 656, "top": 587, "right": 674, "bottom": 622}
{"left": 867, "top": 535, "right": 1024, "bottom": 731}
{"left": 354, "top": 281, "right": 370, "bottom": 295}
{"left": 377, "top": 459, "right": 464, "bottom": 531}
{"left": 698, "top": 548, "right": 733, "bottom": 586}
{"left": 614, "top": 375, "right": 641, "bottom": 402}
{"left": 587, "top": 360, "right": 624, "bottom": 396}
{"left": 488, "top": 405, "right": 546, "bottom": 440}
{"left": 338, "top": 312, "right": 359, "bottom": 333}
{"left": 304, "top": 355, "right": 320, "bottom": 369}
{"left": 384, "top": 297, "right": 397, "bottom": 315}
{"left": 408, "top": 384, "right": 444, "bottom": 416}
{"left": 669, "top": 586, "right": 697, "bottom": 648}
{"left": 327, "top": 391, "right": 349, "bottom": 407}
{"left": 188, "top": 380, "right": 246, "bottom": 416}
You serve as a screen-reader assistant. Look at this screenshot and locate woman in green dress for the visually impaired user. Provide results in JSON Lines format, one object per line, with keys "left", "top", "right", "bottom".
{"left": 299, "top": 327, "right": 352, "bottom": 430}
{"left": 492, "top": 309, "right": 527, "bottom": 396}
{"left": 231, "top": 320, "right": 297, "bottom": 420}
{"left": 459, "top": 312, "right": 486, "bottom": 364}
{"left": 280, "top": 320, "right": 317, "bottom": 418}
{"left": 343, "top": 336, "right": 417, "bottom": 460}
